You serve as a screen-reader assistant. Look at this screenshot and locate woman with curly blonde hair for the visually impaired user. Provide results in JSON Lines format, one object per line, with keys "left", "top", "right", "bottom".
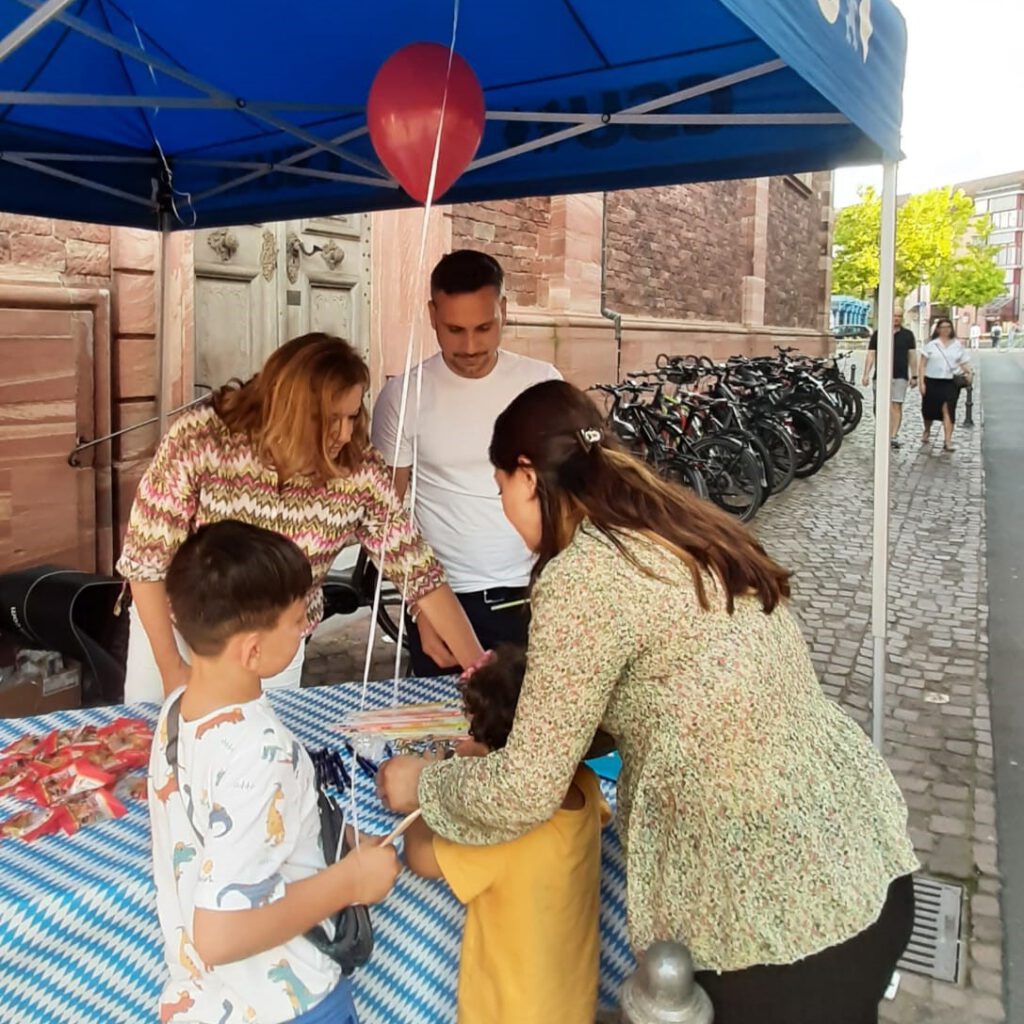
{"left": 118, "top": 333, "right": 481, "bottom": 702}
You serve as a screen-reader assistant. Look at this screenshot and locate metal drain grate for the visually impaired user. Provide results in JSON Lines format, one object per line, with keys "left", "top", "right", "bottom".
{"left": 898, "top": 875, "right": 964, "bottom": 983}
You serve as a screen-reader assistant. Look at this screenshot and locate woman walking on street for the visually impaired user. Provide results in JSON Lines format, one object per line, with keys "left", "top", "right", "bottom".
{"left": 919, "top": 318, "right": 972, "bottom": 453}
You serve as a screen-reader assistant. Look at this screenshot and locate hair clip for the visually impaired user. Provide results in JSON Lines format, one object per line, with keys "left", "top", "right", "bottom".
{"left": 578, "top": 427, "right": 603, "bottom": 452}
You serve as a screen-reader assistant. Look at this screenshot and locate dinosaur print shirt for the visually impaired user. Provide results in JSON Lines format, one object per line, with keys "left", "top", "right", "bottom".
{"left": 148, "top": 689, "right": 341, "bottom": 1023}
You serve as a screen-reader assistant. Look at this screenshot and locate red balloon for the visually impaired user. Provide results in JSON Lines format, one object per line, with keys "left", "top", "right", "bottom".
{"left": 368, "top": 43, "right": 485, "bottom": 205}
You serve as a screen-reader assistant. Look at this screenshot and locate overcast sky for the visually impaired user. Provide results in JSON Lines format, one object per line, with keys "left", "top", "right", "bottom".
{"left": 833, "top": 0, "right": 1024, "bottom": 208}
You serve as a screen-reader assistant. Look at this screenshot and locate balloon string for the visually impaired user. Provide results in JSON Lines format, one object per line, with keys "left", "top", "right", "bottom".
{"left": 355, "top": 0, "right": 461, "bottom": 847}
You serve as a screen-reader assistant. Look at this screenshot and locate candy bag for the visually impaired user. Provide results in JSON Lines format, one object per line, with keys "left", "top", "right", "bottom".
{"left": 114, "top": 774, "right": 148, "bottom": 802}
{"left": 61, "top": 788, "right": 126, "bottom": 834}
{"left": 0, "top": 805, "right": 64, "bottom": 842}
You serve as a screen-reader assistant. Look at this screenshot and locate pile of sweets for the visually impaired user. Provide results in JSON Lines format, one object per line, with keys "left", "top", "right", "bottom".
{"left": 0, "top": 719, "right": 151, "bottom": 842}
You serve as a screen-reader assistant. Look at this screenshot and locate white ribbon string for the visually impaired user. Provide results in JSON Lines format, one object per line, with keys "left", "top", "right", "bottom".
{"left": 353, "top": 0, "right": 462, "bottom": 844}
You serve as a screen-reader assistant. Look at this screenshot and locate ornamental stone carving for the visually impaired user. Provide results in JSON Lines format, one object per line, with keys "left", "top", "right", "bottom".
{"left": 260, "top": 229, "right": 278, "bottom": 281}
{"left": 207, "top": 228, "right": 239, "bottom": 262}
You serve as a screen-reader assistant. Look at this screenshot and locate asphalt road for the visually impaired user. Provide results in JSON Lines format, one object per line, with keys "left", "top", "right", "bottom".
{"left": 980, "top": 349, "right": 1024, "bottom": 1023}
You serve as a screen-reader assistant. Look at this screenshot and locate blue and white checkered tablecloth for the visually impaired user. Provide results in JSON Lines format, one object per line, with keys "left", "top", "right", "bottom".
{"left": 0, "top": 678, "right": 634, "bottom": 1023}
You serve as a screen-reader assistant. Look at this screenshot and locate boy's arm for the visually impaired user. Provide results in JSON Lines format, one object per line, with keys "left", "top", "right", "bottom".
{"left": 402, "top": 816, "right": 443, "bottom": 879}
{"left": 193, "top": 844, "right": 399, "bottom": 966}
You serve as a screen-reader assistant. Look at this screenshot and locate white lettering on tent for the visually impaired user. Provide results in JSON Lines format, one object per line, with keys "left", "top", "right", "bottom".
{"left": 859, "top": 0, "right": 874, "bottom": 63}
{"left": 818, "top": 0, "right": 873, "bottom": 63}
{"left": 817, "top": 0, "right": 840, "bottom": 24}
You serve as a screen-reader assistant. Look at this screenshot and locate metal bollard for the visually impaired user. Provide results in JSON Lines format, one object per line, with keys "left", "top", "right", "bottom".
{"left": 848, "top": 363, "right": 856, "bottom": 384}
{"left": 963, "top": 384, "right": 974, "bottom": 428}
{"left": 619, "top": 941, "right": 714, "bottom": 1024}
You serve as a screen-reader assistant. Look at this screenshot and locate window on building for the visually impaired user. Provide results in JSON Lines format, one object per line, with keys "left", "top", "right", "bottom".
{"left": 991, "top": 210, "right": 1022, "bottom": 230}
{"left": 975, "top": 198, "right": 989, "bottom": 214}
{"left": 988, "top": 194, "right": 1018, "bottom": 214}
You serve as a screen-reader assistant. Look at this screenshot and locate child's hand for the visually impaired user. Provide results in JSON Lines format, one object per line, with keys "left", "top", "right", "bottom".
{"left": 341, "top": 843, "right": 401, "bottom": 905}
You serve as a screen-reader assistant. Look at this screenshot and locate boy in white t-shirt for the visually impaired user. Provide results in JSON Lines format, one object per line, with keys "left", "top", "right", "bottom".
{"left": 371, "top": 251, "right": 560, "bottom": 677}
{"left": 148, "top": 521, "right": 399, "bottom": 1024}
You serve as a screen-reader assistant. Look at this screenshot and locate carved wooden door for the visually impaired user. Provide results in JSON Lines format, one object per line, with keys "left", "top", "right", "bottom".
{"left": 0, "top": 306, "right": 96, "bottom": 571}
{"left": 193, "top": 216, "right": 370, "bottom": 389}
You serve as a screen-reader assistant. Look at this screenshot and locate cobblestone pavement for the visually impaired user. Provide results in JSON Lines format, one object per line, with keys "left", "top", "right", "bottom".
{"left": 303, "top": 609, "right": 408, "bottom": 687}
{"left": 304, "top": 370, "right": 1002, "bottom": 1022}
{"left": 752, "top": 373, "right": 1002, "bottom": 1023}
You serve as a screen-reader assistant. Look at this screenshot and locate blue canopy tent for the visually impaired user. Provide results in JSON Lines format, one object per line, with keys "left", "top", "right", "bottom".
{"left": 0, "top": 0, "right": 906, "bottom": 745}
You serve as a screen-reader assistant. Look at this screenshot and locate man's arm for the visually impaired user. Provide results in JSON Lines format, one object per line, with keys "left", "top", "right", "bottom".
{"left": 861, "top": 350, "right": 876, "bottom": 386}
{"left": 390, "top": 465, "right": 412, "bottom": 503}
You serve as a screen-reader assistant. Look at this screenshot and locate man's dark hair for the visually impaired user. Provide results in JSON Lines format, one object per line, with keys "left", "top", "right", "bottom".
{"left": 165, "top": 521, "right": 312, "bottom": 657}
{"left": 430, "top": 249, "right": 504, "bottom": 298}
{"left": 460, "top": 644, "right": 526, "bottom": 750}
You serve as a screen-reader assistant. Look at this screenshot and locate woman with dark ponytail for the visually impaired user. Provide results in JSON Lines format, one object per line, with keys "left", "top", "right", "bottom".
{"left": 379, "top": 380, "right": 918, "bottom": 1023}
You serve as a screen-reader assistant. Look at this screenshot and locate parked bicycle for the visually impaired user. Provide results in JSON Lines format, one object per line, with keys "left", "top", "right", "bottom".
{"left": 589, "top": 346, "right": 864, "bottom": 523}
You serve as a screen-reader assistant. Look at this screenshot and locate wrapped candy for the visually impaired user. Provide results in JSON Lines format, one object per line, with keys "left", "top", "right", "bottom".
{"left": 61, "top": 788, "right": 126, "bottom": 834}
{"left": 0, "top": 760, "right": 35, "bottom": 798}
{"left": 19, "top": 757, "right": 116, "bottom": 807}
{"left": 114, "top": 775, "right": 148, "bottom": 802}
{"left": 0, "top": 806, "right": 66, "bottom": 842}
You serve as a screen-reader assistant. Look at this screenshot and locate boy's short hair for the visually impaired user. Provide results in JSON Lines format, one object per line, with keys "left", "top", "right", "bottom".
{"left": 430, "top": 250, "right": 504, "bottom": 298}
{"left": 459, "top": 644, "right": 526, "bottom": 750}
{"left": 165, "top": 521, "right": 312, "bottom": 657}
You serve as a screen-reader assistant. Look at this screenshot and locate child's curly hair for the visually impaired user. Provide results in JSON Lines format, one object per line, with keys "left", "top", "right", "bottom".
{"left": 459, "top": 644, "right": 526, "bottom": 751}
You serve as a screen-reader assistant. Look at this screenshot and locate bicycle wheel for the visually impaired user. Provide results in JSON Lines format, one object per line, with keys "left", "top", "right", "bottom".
{"left": 782, "top": 407, "right": 827, "bottom": 478}
{"left": 812, "top": 400, "right": 844, "bottom": 460}
{"left": 689, "top": 435, "right": 764, "bottom": 522}
{"left": 661, "top": 457, "right": 709, "bottom": 500}
{"left": 825, "top": 381, "right": 864, "bottom": 435}
{"left": 751, "top": 417, "right": 797, "bottom": 495}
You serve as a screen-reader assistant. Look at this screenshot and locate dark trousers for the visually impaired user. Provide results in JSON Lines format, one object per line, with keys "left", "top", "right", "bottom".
{"left": 696, "top": 874, "right": 915, "bottom": 1024}
{"left": 407, "top": 587, "right": 531, "bottom": 677}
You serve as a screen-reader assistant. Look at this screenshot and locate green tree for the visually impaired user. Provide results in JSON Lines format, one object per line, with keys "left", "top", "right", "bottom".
{"left": 832, "top": 185, "right": 981, "bottom": 300}
{"left": 931, "top": 216, "right": 1007, "bottom": 309}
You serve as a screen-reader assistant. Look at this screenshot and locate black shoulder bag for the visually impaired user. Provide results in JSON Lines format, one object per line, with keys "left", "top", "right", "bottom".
{"left": 164, "top": 693, "right": 373, "bottom": 974}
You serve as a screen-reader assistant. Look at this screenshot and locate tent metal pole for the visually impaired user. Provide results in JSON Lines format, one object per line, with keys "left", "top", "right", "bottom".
{"left": 0, "top": 153, "right": 158, "bottom": 207}
{"left": 871, "top": 159, "right": 898, "bottom": 751}
{"left": 469, "top": 58, "right": 786, "bottom": 172}
{"left": 0, "top": 0, "right": 73, "bottom": 63}
{"left": 157, "top": 217, "right": 173, "bottom": 438}
{"left": 13, "top": 0, "right": 387, "bottom": 179}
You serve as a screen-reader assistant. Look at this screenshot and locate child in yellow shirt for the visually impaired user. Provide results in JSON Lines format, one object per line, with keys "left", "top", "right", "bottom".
{"left": 403, "top": 646, "right": 609, "bottom": 1024}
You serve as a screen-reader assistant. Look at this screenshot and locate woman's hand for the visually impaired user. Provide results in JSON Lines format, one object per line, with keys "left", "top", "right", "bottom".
{"left": 415, "top": 615, "right": 458, "bottom": 669}
{"left": 415, "top": 586, "right": 485, "bottom": 670}
{"left": 377, "top": 755, "right": 428, "bottom": 813}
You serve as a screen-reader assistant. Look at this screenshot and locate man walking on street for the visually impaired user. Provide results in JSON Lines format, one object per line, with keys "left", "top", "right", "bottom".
{"left": 969, "top": 322, "right": 981, "bottom": 350}
{"left": 991, "top": 323, "right": 1002, "bottom": 349}
{"left": 371, "top": 250, "right": 560, "bottom": 677}
{"left": 863, "top": 311, "right": 918, "bottom": 449}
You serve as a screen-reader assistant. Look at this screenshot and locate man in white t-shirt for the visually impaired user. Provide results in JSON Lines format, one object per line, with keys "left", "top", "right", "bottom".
{"left": 969, "top": 323, "right": 981, "bottom": 350}
{"left": 371, "top": 250, "right": 561, "bottom": 676}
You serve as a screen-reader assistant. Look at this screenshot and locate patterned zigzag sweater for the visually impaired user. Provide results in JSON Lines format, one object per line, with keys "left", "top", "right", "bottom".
{"left": 116, "top": 405, "right": 445, "bottom": 630}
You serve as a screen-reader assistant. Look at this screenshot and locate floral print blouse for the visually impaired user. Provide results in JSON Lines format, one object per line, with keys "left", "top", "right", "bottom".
{"left": 117, "top": 405, "right": 445, "bottom": 632}
{"left": 418, "top": 526, "right": 918, "bottom": 972}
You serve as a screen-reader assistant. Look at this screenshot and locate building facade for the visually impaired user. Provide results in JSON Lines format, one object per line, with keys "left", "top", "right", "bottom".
{"left": 959, "top": 170, "right": 1024, "bottom": 328}
{"left": 1, "top": 172, "right": 833, "bottom": 575}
